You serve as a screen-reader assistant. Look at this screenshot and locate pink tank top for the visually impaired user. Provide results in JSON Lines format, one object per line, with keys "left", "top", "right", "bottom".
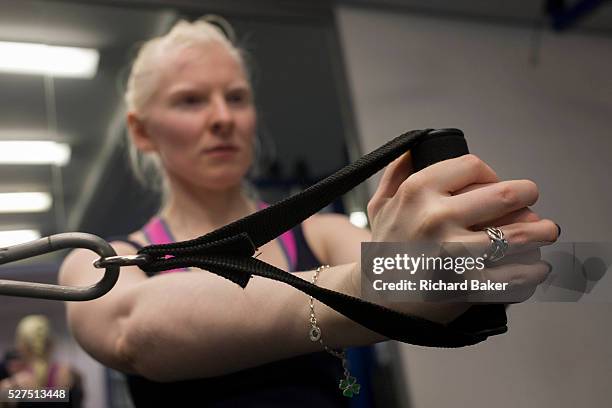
{"left": 141, "top": 201, "right": 297, "bottom": 272}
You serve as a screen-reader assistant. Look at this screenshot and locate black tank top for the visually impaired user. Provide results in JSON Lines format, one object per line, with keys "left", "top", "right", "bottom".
{"left": 113, "top": 222, "right": 349, "bottom": 407}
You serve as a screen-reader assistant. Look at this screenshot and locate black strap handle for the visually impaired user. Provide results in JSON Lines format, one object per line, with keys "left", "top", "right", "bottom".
{"left": 138, "top": 128, "right": 507, "bottom": 347}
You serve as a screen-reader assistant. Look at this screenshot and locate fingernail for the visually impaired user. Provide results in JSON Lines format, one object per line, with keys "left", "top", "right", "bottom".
{"left": 555, "top": 223, "right": 562, "bottom": 239}
{"left": 545, "top": 261, "right": 553, "bottom": 274}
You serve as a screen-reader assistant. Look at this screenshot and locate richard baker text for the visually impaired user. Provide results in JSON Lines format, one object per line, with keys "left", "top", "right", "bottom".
{"left": 372, "top": 279, "right": 508, "bottom": 291}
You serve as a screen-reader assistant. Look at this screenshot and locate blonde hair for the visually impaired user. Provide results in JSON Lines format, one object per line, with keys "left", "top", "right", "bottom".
{"left": 15, "top": 315, "right": 53, "bottom": 387}
{"left": 124, "top": 16, "right": 250, "bottom": 195}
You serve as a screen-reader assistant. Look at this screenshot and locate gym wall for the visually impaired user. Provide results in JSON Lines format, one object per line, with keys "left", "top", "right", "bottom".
{"left": 337, "top": 5, "right": 612, "bottom": 407}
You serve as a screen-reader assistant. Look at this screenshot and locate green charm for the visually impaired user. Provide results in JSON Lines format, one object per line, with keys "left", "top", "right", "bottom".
{"left": 339, "top": 375, "right": 360, "bottom": 398}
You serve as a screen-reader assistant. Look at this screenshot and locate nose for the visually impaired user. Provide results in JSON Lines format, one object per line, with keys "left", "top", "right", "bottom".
{"left": 209, "top": 95, "right": 233, "bottom": 136}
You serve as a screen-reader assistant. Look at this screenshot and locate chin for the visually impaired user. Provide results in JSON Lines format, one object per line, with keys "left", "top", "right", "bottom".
{"left": 201, "top": 171, "right": 249, "bottom": 191}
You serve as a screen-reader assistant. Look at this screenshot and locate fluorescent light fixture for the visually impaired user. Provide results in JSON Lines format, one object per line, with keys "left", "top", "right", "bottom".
{"left": 0, "top": 229, "right": 41, "bottom": 247}
{"left": 0, "top": 192, "right": 52, "bottom": 213}
{"left": 0, "top": 41, "right": 99, "bottom": 78}
{"left": 0, "top": 141, "right": 71, "bottom": 166}
{"left": 349, "top": 211, "right": 369, "bottom": 228}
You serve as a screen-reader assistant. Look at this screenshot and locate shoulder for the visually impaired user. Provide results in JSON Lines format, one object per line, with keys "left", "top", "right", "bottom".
{"left": 304, "top": 212, "right": 370, "bottom": 233}
{"left": 61, "top": 232, "right": 144, "bottom": 268}
{"left": 303, "top": 212, "right": 355, "bottom": 234}
{"left": 59, "top": 230, "right": 148, "bottom": 287}
{"left": 62, "top": 230, "right": 145, "bottom": 261}
{"left": 301, "top": 213, "right": 371, "bottom": 265}
{"left": 107, "top": 230, "right": 148, "bottom": 251}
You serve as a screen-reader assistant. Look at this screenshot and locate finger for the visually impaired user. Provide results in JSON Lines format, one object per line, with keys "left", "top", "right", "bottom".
{"left": 476, "top": 208, "right": 540, "bottom": 229}
{"left": 457, "top": 219, "right": 559, "bottom": 258}
{"left": 498, "top": 219, "right": 560, "bottom": 248}
{"left": 454, "top": 184, "right": 542, "bottom": 224}
{"left": 481, "top": 261, "right": 551, "bottom": 287}
{"left": 408, "top": 154, "right": 499, "bottom": 195}
{"left": 462, "top": 258, "right": 551, "bottom": 303}
{"left": 372, "top": 151, "right": 414, "bottom": 200}
{"left": 448, "top": 180, "right": 539, "bottom": 227}
{"left": 494, "top": 249, "right": 542, "bottom": 265}
{"left": 481, "top": 261, "right": 552, "bottom": 302}
{"left": 454, "top": 182, "right": 542, "bottom": 227}
{"left": 453, "top": 182, "right": 495, "bottom": 195}
{"left": 454, "top": 184, "right": 542, "bottom": 226}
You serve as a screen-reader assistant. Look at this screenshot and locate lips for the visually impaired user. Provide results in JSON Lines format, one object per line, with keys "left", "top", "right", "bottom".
{"left": 204, "top": 144, "right": 239, "bottom": 154}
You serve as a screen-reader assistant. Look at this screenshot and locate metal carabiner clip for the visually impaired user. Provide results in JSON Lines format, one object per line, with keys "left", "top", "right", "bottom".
{"left": 0, "top": 232, "right": 119, "bottom": 301}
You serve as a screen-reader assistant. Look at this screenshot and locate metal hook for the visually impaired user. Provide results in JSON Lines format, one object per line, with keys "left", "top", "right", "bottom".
{"left": 0, "top": 232, "right": 119, "bottom": 301}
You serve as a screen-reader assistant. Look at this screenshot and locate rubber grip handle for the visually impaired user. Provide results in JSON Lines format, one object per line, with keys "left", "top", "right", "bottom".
{"left": 411, "top": 128, "right": 508, "bottom": 337}
{"left": 412, "top": 128, "right": 468, "bottom": 171}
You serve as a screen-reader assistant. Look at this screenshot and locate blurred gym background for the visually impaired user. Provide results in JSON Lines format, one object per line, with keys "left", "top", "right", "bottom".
{"left": 0, "top": 1, "right": 611, "bottom": 407}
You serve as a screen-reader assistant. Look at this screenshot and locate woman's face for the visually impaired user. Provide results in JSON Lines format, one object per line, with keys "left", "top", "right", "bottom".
{"left": 138, "top": 41, "right": 256, "bottom": 191}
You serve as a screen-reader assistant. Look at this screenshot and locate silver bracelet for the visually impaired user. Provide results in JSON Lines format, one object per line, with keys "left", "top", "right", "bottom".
{"left": 309, "top": 264, "right": 361, "bottom": 398}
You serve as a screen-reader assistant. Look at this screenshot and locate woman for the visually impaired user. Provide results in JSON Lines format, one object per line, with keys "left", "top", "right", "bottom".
{"left": 59, "top": 18, "right": 558, "bottom": 406}
{"left": 0, "top": 315, "right": 82, "bottom": 408}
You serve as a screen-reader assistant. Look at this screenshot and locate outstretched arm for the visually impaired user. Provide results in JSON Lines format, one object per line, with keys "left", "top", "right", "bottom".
{"left": 60, "top": 153, "right": 557, "bottom": 383}
{"left": 60, "top": 242, "right": 383, "bottom": 382}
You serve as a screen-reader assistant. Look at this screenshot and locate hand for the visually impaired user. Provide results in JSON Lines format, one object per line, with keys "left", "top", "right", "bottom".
{"left": 366, "top": 152, "right": 558, "bottom": 299}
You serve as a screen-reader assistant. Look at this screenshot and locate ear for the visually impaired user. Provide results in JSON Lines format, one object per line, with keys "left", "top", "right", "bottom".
{"left": 127, "top": 112, "right": 157, "bottom": 152}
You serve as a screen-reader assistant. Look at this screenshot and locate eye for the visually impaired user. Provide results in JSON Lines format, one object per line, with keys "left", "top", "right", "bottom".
{"left": 174, "top": 93, "right": 206, "bottom": 108}
{"left": 226, "top": 89, "right": 251, "bottom": 106}
{"left": 183, "top": 95, "right": 202, "bottom": 105}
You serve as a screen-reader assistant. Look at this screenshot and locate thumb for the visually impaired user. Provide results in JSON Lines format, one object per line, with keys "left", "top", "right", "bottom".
{"left": 368, "top": 151, "right": 415, "bottom": 218}
{"left": 373, "top": 151, "right": 415, "bottom": 200}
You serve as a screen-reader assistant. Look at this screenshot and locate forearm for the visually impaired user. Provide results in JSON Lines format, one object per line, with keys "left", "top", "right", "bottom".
{"left": 119, "top": 263, "right": 383, "bottom": 382}
{"left": 119, "top": 261, "right": 471, "bottom": 382}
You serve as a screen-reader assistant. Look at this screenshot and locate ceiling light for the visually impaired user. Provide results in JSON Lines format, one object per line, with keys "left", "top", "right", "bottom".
{"left": 0, "top": 229, "right": 40, "bottom": 248}
{"left": 0, "top": 141, "right": 71, "bottom": 166}
{"left": 349, "top": 211, "right": 369, "bottom": 228}
{"left": 0, "top": 192, "right": 52, "bottom": 213}
{"left": 0, "top": 41, "right": 99, "bottom": 78}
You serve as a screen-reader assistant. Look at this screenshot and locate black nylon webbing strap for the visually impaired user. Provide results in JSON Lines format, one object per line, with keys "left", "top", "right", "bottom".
{"left": 138, "top": 128, "right": 508, "bottom": 347}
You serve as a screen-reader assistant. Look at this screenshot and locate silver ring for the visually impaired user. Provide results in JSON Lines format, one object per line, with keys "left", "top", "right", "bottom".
{"left": 483, "top": 227, "right": 508, "bottom": 262}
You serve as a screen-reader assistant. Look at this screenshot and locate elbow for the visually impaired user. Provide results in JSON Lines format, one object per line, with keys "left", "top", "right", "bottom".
{"left": 114, "top": 328, "right": 140, "bottom": 377}
{"left": 114, "top": 316, "right": 192, "bottom": 383}
{"left": 114, "top": 321, "right": 167, "bottom": 382}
